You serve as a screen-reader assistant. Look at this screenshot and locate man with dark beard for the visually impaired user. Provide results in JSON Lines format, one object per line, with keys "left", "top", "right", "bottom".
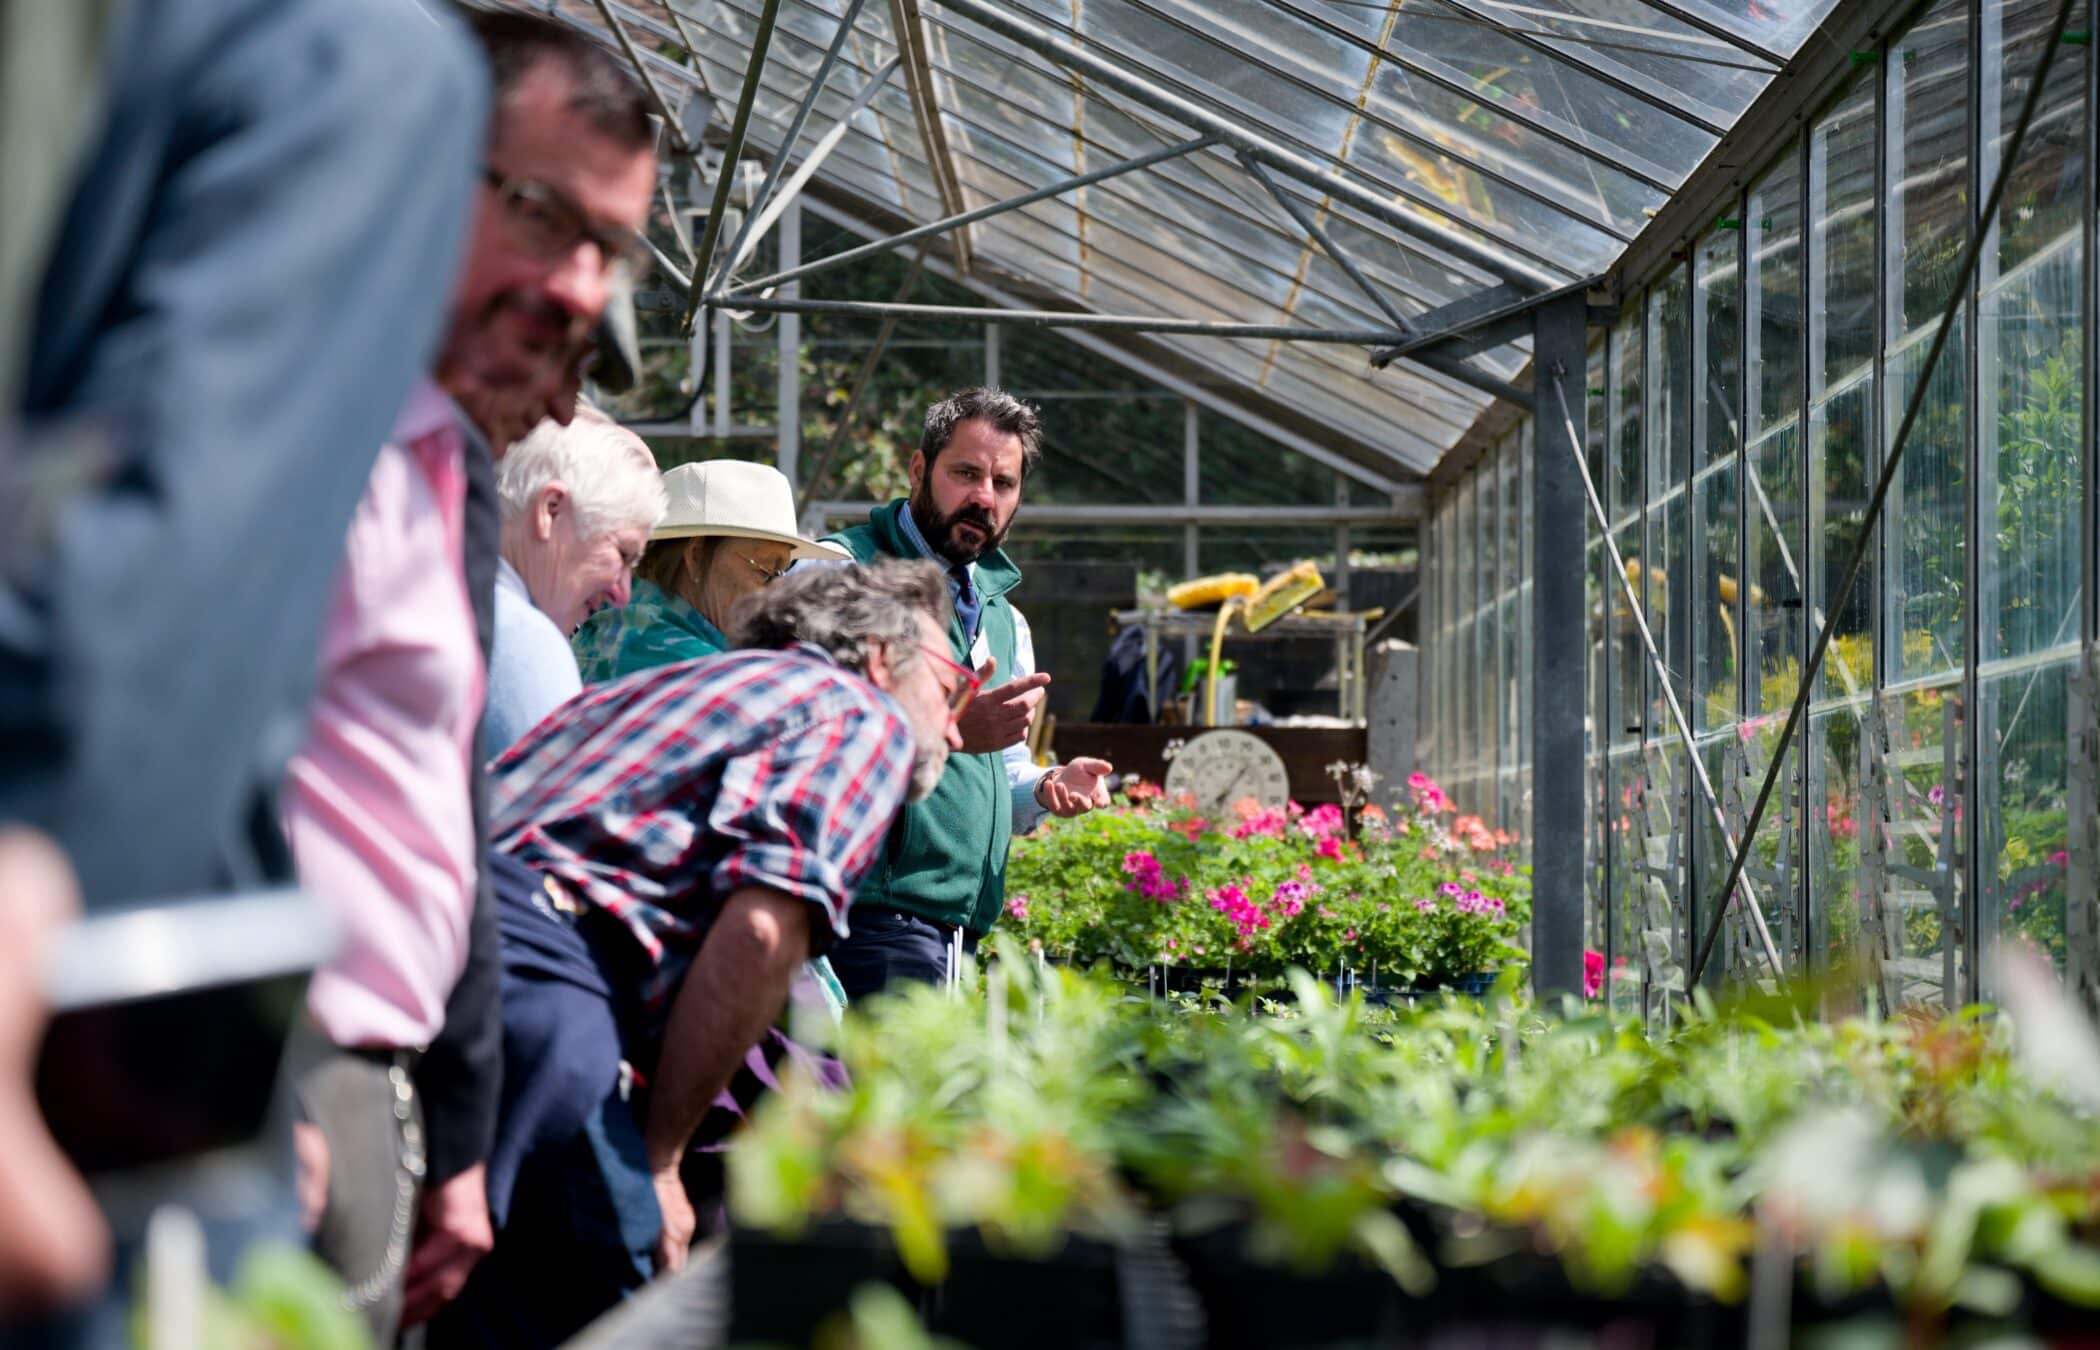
{"left": 819, "top": 387, "right": 1113, "bottom": 1000}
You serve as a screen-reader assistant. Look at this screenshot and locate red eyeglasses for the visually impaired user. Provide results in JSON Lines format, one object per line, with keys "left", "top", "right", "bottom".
{"left": 916, "top": 643, "right": 981, "bottom": 716}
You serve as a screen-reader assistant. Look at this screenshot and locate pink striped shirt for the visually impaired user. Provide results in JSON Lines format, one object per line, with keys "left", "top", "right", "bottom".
{"left": 286, "top": 380, "right": 486, "bottom": 1049}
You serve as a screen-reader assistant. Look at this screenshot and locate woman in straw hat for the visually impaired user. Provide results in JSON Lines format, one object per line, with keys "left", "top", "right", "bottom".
{"left": 572, "top": 459, "right": 846, "bottom": 683}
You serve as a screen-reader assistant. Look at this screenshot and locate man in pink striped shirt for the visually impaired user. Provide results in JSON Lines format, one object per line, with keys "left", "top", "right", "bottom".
{"left": 279, "top": 14, "right": 658, "bottom": 1338}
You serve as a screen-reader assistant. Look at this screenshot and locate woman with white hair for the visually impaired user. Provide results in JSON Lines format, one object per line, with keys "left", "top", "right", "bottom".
{"left": 487, "top": 408, "right": 667, "bottom": 752}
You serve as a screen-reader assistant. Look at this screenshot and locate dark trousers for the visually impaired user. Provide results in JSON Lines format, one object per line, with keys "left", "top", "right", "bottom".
{"left": 430, "top": 866, "right": 657, "bottom": 1350}
{"left": 826, "top": 907, "right": 977, "bottom": 1001}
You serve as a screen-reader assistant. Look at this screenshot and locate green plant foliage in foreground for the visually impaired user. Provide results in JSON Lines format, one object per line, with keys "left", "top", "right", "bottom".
{"left": 731, "top": 950, "right": 2100, "bottom": 1327}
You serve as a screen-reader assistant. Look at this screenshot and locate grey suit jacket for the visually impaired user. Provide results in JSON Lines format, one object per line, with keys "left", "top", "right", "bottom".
{"left": 2, "top": 0, "right": 487, "bottom": 906}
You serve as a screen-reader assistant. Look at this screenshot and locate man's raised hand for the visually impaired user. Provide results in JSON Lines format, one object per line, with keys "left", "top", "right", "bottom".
{"left": 953, "top": 657, "right": 1051, "bottom": 754}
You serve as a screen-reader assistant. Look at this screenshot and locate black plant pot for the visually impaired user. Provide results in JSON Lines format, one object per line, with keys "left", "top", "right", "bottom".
{"left": 728, "top": 1221, "right": 1130, "bottom": 1349}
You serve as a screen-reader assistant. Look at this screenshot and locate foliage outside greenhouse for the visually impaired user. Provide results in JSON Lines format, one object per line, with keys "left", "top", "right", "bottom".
{"left": 731, "top": 952, "right": 2100, "bottom": 1341}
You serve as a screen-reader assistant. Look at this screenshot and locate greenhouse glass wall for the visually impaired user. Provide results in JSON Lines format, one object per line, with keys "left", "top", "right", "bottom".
{"left": 1421, "top": 0, "right": 2099, "bottom": 1017}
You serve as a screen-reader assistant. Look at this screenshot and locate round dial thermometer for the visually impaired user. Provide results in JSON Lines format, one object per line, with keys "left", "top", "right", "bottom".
{"left": 1163, "top": 729, "right": 1291, "bottom": 814}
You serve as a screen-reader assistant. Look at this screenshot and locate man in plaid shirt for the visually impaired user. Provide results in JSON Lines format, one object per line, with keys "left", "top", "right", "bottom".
{"left": 443, "top": 560, "right": 970, "bottom": 1345}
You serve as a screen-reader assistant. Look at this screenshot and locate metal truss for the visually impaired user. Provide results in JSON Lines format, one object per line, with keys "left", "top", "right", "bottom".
{"left": 680, "top": 0, "right": 783, "bottom": 335}
{"left": 718, "top": 55, "right": 900, "bottom": 288}
{"left": 563, "top": 0, "right": 1575, "bottom": 443}
{"left": 726, "top": 134, "right": 1215, "bottom": 296}
{"left": 798, "top": 195, "right": 1421, "bottom": 494}
{"left": 710, "top": 0, "right": 877, "bottom": 293}
{"left": 716, "top": 293, "right": 1409, "bottom": 345}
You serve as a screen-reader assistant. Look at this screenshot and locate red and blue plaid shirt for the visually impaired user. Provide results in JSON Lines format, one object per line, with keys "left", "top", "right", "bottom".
{"left": 489, "top": 645, "right": 915, "bottom": 1010}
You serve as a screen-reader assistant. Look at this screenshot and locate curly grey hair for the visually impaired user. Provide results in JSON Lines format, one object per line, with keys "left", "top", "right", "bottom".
{"left": 729, "top": 559, "right": 952, "bottom": 676}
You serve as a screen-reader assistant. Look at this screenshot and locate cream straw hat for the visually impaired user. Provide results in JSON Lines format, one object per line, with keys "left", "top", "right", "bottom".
{"left": 650, "top": 460, "right": 849, "bottom": 559}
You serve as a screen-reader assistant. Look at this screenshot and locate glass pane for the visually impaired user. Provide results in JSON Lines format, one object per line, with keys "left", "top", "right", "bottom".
{"left": 1878, "top": 685, "right": 1965, "bottom": 1009}
{"left": 1646, "top": 271, "right": 1692, "bottom": 726}
{"left": 1745, "top": 149, "right": 1807, "bottom": 722}
{"left": 1808, "top": 74, "right": 1878, "bottom": 703}
{"left": 1694, "top": 227, "right": 1742, "bottom": 729}
{"left": 1980, "top": 0, "right": 2086, "bottom": 666}
{"left": 1977, "top": 661, "right": 2076, "bottom": 992}
{"left": 1811, "top": 76, "right": 1878, "bottom": 393}
{"left": 1887, "top": 0, "right": 1971, "bottom": 335}
{"left": 1199, "top": 415, "right": 1343, "bottom": 508}
{"left": 1380, "top": 3, "right": 1717, "bottom": 185}
{"left": 1882, "top": 0, "right": 1969, "bottom": 692}
{"left": 1608, "top": 309, "right": 1645, "bottom": 749}
{"left": 1883, "top": 311, "right": 1969, "bottom": 686}
{"left": 1807, "top": 705, "right": 1870, "bottom": 1012}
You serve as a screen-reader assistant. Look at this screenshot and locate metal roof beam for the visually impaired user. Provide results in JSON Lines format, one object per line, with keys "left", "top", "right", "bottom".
{"left": 809, "top": 500, "right": 1422, "bottom": 524}
{"left": 591, "top": 0, "right": 698, "bottom": 155}
{"left": 724, "top": 56, "right": 901, "bottom": 286}
{"left": 713, "top": 292, "right": 1407, "bottom": 345}
{"left": 711, "top": 0, "right": 877, "bottom": 292}
{"left": 723, "top": 133, "right": 1214, "bottom": 297}
{"left": 1237, "top": 154, "right": 1413, "bottom": 335}
{"left": 800, "top": 195, "right": 1427, "bottom": 486}
{"left": 887, "top": 0, "right": 972, "bottom": 271}
{"left": 1370, "top": 275, "right": 1600, "bottom": 367}
{"left": 921, "top": 0, "right": 1562, "bottom": 291}
{"left": 679, "top": 0, "right": 783, "bottom": 335}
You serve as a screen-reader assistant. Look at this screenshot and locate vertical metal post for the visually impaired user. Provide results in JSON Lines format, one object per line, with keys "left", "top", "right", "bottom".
{"left": 713, "top": 307, "right": 732, "bottom": 438}
{"left": 1797, "top": 129, "right": 1817, "bottom": 987}
{"left": 1532, "top": 291, "right": 1591, "bottom": 1000}
{"left": 776, "top": 196, "right": 801, "bottom": 485}
{"left": 1333, "top": 477, "right": 1352, "bottom": 608}
{"left": 689, "top": 297, "right": 710, "bottom": 435}
{"left": 985, "top": 321, "right": 1002, "bottom": 387}
{"left": 1183, "top": 401, "right": 1200, "bottom": 669}
{"left": 1961, "top": 0, "right": 1986, "bottom": 1005}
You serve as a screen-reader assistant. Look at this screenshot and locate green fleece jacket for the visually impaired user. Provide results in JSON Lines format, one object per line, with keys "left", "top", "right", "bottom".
{"left": 825, "top": 499, "right": 1021, "bottom": 934}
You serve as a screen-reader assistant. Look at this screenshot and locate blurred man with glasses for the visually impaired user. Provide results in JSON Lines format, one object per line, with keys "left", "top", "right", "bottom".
{"left": 278, "top": 13, "right": 659, "bottom": 1338}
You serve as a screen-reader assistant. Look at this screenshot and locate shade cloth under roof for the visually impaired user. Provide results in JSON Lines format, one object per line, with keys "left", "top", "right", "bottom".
{"left": 524, "top": 0, "right": 1841, "bottom": 478}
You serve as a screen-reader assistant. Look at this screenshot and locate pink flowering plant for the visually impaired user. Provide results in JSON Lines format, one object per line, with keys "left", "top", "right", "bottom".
{"left": 1002, "top": 770, "right": 1529, "bottom": 987}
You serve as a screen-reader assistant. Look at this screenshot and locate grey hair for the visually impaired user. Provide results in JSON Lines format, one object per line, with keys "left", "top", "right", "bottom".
{"left": 921, "top": 386, "right": 1044, "bottom": 477}
{"left": 497, "top": 406, "right": 667, "bottom": 540}
{"left": 729, "top": 559, "right": 952, "bottom": 677}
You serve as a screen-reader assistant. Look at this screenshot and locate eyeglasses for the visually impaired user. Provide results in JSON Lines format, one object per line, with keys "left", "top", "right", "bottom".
{"left": 483, "top": 169, "right": 651, "bottom": 273}
{"left": 915, "top": 643, "right": 981, "bottom": 716}
{"left": 739, "top": 552, "right": 791, "bottom": 584}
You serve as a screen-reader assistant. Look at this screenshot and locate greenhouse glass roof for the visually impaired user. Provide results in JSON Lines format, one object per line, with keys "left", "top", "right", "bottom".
{"left": 528, "top": 0, "right": 1843, "bottom": 479}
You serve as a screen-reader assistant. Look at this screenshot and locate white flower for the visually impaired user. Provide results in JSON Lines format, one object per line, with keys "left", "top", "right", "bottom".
{"left": 1162, "top": 738, "right": 1187, "bottom": 762}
